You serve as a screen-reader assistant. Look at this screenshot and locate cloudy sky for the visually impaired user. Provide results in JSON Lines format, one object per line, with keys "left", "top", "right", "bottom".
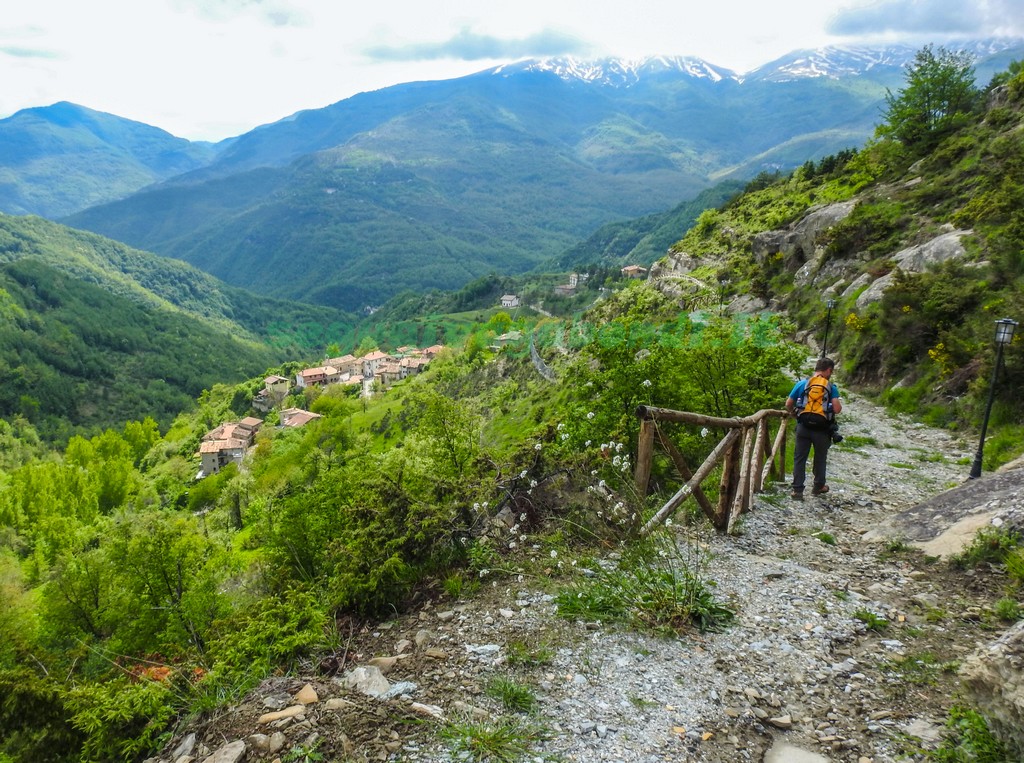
{"left": 2, "top": 0, "right": 1021, "bottom": 141}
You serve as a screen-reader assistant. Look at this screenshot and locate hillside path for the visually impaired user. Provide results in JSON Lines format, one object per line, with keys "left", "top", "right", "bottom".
{"left": 157, "top": 393, "right": 1022, "bottom": 763}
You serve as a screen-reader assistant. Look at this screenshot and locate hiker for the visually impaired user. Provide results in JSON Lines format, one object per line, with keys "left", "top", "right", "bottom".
{"left": 785, "top": 357, "right": 843, "bottom": 499}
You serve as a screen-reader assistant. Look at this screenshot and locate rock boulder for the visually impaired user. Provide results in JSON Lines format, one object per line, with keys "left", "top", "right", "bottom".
{"left": 959, "top": 621, "right": 1024, "bottom": 758}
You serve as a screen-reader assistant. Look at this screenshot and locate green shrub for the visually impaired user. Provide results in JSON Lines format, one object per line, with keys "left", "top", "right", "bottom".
{"left": 0, "top": 669, "right": 83, "bottom": 762}
{"left": 929, "top": 705, "right": 1007, "bottom": 762}
{"left": 207, "top": 588, "right": 329, "bottom": 685}
{"left": 555, "top": 533, "right": 734, "bottom": 635}
{"left": 952, "top": 527, "right": 1021, "bottom": 569}
{"left": 441, "top": 717, "right": 548, "bottom": 763}
{"left": 853, "top": 608, "right": 889, "bottom": 632}
{"left": 64, "top": 677, "right": 175, "bottom": 763}
{"left": 486, "top": 677, "right": 537, "bottom": 713}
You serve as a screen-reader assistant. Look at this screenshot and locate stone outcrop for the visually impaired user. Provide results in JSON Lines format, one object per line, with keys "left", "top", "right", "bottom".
{"left": 854, "top": 228, "right": 972, "bottom": 309}
{"left": 960, "top": 621, "right": 1024, "bottom": 758}
{"left": 751, "top": 201, "right": 856, "bottom": 284}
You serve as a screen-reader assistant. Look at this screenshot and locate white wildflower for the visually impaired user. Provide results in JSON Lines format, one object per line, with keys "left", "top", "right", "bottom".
{"left": 700, "top": 427, "right": 709, "bottom": 438}
{"left": 665, "top": 518, "right": 673, "bottom": 527}
{"left": 550, "top": 550, "right": 558, "bottom": 559}
{"left": 479, "top": 569, "right": 490, "bottom": 578}
{"left": 642, "top": 379, "right": 652, "bottom": 387}
{"left": 585, "top": 440, "right": 592, "bottom": 447}
{"left": 520, "top": 469, "right": 528, "bottom": 478}
{"left": 616, "top": 442, "right": 624, "bottom": 452}
{"left": 557, "top": 423, "right": 565, "bottom": 431}
{"left": 561, "top": 433, "right": 569, "bottom": 441}
{"left": 473, "top": 503, "right": 480, "bottom": 510}
{"left": 519, "top": 513, "right": 527, "bottom": 521}
{"left": 586, "top": 412, "right": 595, "bottom": 420}
{"left": 530, "top": 479, "right": 537, "bottom": 488}
{"left": 535, "top": 443, "right": 542, "bottom": 451}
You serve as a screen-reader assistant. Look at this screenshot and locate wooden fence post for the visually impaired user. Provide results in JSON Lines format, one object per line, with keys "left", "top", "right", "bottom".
{"left": 634, "top": 418, "right": 656, "bottom": 495}
{"left": 729, "top": 426, "right": 755, "bottom": 531}
{"left": 716, "top": 435, "right": 740, "bottom": 530}
{"left": 640, "top": 428, "right": 741, "bottom": 536}
{"left": 752, "top": 417, "right": 769, "bottom": 493}
{"left": 659, "top": 433, "right": 716, "bottom": 523}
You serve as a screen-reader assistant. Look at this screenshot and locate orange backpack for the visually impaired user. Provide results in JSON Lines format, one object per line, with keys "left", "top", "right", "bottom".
{"left": 797, "top": 374, "right": 833, "bottom": 429}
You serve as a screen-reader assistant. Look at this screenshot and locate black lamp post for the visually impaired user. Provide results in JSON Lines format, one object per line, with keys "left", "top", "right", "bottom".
{"left": 969, "top": 317, "right": 1018, "bottom": 479}
{"left": 821, "top": 299, "right": 837, "bottom": 358}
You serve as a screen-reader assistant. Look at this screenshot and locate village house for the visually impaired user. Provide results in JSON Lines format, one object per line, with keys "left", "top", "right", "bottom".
{"left": 325, "top": 354, "right": 360, "bottom": 376}
{"left": 198, "top": 439, "right": 247, "bottom": 477}
{"left": 399, "top": 356, "right": 429, "bottom": 378}
{"left": 376, "top": 361, "right": 403, "bottom": 387}
{"left": 197, "top": 418, "right": 263, "bottom": 476}
{"left": 280, "top": 408, "right": 322, "bottom": 428}
{"left": 295, "top": 365, "right": 342, "bottom": 389}
{"left": 421, "top": 344, "right": 445, "bottom": 359}
{"left": 361, "top": 350, "right": 392, "bottom": 378}
{"left": 621, "top": 265, "right": 648, "bottom": 279}
{"left": 500, "top": 294, "right": 520, "bottom": 308}
{"left": 253, "top": 374, "right": 291, "bottom": 412}
{"left": 555, "top": 273, "right": 579, "bottom": 296}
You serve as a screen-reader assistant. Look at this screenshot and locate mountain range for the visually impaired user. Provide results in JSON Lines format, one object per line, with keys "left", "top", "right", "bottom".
{"left": 2, "top": 39, "right": 1022, "bottom": 311}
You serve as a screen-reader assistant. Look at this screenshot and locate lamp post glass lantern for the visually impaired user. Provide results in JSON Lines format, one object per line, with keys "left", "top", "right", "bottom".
{"left": 969, "top": 317, "right": 1017, "bottom": 479}
{"left": 821, "top": 299, "right": 837, "bottom": 358}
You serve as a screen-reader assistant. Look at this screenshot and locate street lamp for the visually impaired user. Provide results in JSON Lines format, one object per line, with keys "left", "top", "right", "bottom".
{"left": 969, "top": 317, "right": 1018, "bottom": 479}
{"left": 821, "top": 299, "right": 837, "bottom": 358}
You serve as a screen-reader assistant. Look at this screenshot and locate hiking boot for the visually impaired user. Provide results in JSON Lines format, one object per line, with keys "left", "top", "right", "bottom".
{"left": 791, "top": 490, "right": 804, "bottom": 500}
{"left": 811, "top": 484, "right": 830, "bottom": 495}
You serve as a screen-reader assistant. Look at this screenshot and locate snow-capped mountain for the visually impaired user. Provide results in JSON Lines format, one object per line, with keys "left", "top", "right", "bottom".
{"left": 492, "top": 55, "right": 738, "bottom": 85}
{"left": 747, "top": 38, "right": 1024, "bottom": 82}
{"left": 492, "top": 38, "right": 1024, "bottom": 88}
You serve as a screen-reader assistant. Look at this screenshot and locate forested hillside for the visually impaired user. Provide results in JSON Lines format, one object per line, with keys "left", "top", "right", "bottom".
{"left": 0, "top": 103, "right": 221, "bottom": 218}
{"left": 0, "top": 258, "right": 280, "bottom": 441}
{"left": 0, "top": 214, "right": 355, "bottom": 441}
{"left": 59, "top": 49, "right": 938, "bottom": 311}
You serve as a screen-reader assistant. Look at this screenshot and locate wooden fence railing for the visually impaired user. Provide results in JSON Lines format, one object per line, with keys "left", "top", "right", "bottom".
{"left": 634, "top": 405, "right": 789, "bottom": 534}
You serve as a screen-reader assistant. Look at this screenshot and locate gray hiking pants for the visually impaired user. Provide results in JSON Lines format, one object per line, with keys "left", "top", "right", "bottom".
{"left": 792, "top": 421, "right": 832, "bottom": 492}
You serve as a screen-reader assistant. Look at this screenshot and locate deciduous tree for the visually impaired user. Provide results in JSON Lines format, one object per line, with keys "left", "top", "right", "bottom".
{"left": 878, "top": 45, "right": 979, "bottom": 152}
